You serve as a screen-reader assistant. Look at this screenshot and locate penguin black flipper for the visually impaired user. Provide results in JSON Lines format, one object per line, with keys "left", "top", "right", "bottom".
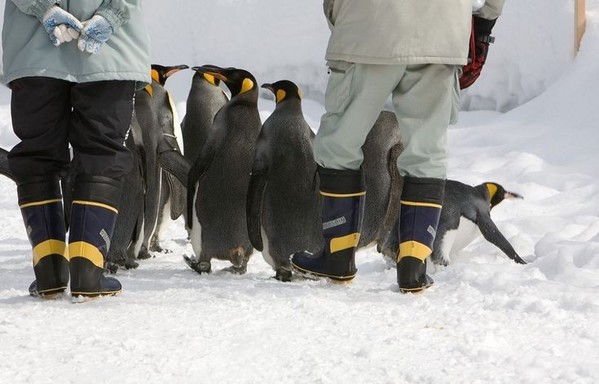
{"left": 0, "top": 147, "right": 14, "bottom": 181}
{"left": 158, "top": 149, "right": 190, "bottom": 188}
{"left": 246, "top": 169, "right": 267, "bottom": 251}
{"left": 476, "top": 213, "right": 527, "bottom": 264}
{"left": 184, "top": 140, "right": 220, "bottom": 229}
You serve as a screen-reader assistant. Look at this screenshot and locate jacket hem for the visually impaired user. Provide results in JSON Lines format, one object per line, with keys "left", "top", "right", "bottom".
{"left": 325, "top": 53, "right": 467, "bottom": 66}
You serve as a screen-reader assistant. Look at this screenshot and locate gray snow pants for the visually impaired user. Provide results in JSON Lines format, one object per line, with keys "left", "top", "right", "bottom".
{"left": 314, "top": 62, "right": 459, "bottom": 179}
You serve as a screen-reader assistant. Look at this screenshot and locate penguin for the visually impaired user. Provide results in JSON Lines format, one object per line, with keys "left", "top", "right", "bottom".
{"left": 432, "top": 180, "right": 526, "bottom": 265}
{"left": 359, "top": 111, "right": 404, "bottom": 250}
{"left": 184, "top": 66, "right": 262, "bottom": 275}
{"left": 181, "top": 65, "right": 229, "bottom": 165}
{"left": 145, "top": 64, "right": 189, "bottom": 255}
{"left": 381, "top": 180, "right": 526, "bottom": 266}
{"left": 0, "top": 146, "right": 11, "bottom": 180}
{"left": 247, "top": 80, "right": 322, "bottom": 281}
{"left": 135, "top": 64, "right": 188, "bottom": 260}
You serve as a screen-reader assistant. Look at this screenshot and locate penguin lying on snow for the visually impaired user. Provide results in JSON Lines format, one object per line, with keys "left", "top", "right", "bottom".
{"left": 433, "top": 180, "right": 526, "bottom": 265}
{"left": 382, "top": 180, "right": 526, "bottom": 266}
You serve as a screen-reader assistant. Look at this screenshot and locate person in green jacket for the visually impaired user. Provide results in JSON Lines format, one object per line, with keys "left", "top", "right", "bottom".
{"left": 1, "top": 0, "right": 151, "bottom": 299}
{"left": 291, "top": 0, "right": 505, "bottom": 293}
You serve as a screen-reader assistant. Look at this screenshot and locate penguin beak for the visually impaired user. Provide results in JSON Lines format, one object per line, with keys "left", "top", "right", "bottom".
{"left": 261, "top": 83, "right": 274, "bottom": 93}
{"left": 505, "top": 191, "right": 523, "bottom": 200}
{"left": 192, "top": 65, "right": 227, "bottom": 82}
{"left": 164, "top": 64, "right": 189, "bottom": 79}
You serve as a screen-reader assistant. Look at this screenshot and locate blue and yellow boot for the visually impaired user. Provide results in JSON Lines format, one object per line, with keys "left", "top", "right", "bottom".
{"left": 68, "top": 176, "right": 122, "bottom": 298}
{"left": 291, "top": 167, "right": 365, "bottom": 282}
{"left": 17, "top": 177, "right": 69, "bottom": 298}
{"left": 397, "top": 177, "right": 445, "bottom": 293}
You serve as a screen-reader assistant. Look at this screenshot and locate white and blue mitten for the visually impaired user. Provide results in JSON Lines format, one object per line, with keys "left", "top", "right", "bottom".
{"left": 77, "top": 15, "right": 114, "bottom": 54}
{"left": 42, "top": 5, "right": 83, "bottom": 46}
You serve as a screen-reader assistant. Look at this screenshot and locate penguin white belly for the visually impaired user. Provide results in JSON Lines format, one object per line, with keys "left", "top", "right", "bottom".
{"left": 260, "top": 227, "right": 276, "bottom": 269}
{"left": 189, "top": 182, "right": 203, "bottom": 257}
{"left": 450, "top": 217, "right": 481, "bottom": 255}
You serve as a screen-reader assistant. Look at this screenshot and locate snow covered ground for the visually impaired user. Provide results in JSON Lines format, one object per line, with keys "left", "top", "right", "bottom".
{"left": 1, "top": 1, "right": 598, "bottom": 383}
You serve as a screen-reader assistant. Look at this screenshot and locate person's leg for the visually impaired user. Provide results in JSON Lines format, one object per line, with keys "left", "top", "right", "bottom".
{"left": 8, "top": 77, "right": 72, "bottom": 297}
{"left": 391, "top": 64, "right": 457, "bottom": 292}
{"left": 68, "top": 80, "right": 135, "bottom": 297}
{"left": 292, "top": 63, "right": 405, "bottom": 280}
{"left": 314, "top": 62, "right": 405, "bottom": 170}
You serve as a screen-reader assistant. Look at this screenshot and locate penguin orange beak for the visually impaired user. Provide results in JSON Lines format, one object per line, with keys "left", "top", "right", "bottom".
{"left": 192, "top": 65, "right": 228, "bottom": 81}
{"left": 261, "top": 83, "right": 275, "bottom": 93}
{"left": 505, "top": 191, "right": 523, "bottom": 199}
{"left": 164, "top": 64, "right": 189, "bottom": 78}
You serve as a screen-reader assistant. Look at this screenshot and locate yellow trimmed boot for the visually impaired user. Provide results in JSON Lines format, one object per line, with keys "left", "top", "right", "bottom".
{"left": 291, "top": 167, "right": 365, "bottom": 282}
{"left": 397, "top": 177, "right": 445, "bottom": 293}
{"left": 17, "top": 177, "right": 69, "bottom": 298}
{"left": 68, "top": 176, "right": 122, "bottom": 298}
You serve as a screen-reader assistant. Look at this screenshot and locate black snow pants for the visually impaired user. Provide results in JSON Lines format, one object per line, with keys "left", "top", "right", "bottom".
{"left": 8, "top": 77, "right": 136, "bottom": 182}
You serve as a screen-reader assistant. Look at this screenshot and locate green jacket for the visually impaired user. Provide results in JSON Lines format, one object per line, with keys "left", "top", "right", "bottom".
{"left": 1, "top": 0, "right": 151, "bottom": 86}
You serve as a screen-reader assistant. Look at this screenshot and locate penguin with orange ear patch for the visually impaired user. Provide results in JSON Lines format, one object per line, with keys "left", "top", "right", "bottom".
{"left": 432, "top": 180, "right": 526, "bottom": 266}
{"left": 136, "top": 64, "right": 188, "bottom": 259}
{"left": 184, "top": 66, "right": 262, "bottom": 275}
{"left": 247, "top": 80, "right": 322, "bottom": 281}
{"left": 382, "top": 180, "right": 526, "bottom": 267}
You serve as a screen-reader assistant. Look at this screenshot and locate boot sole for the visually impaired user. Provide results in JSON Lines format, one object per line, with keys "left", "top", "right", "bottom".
{"left": 399, "top": 281, "right": 434, "bottom": 294}
{"left": 30, "top": 287, "right": 67, "bottom": 300}
{"left": 291, "top": 263, "right": 356, "bottom": 283}
{"left": 71, "top": 290, "right": 121, "bottom": 303}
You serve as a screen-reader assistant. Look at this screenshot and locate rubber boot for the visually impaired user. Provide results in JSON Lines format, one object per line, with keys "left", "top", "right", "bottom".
{"left": 68, "top": 175, "right": 122, "bottom": 298}
{"left": 397, "top": 177, "right": 445, "bottom": 293}
{"left": 17, "top": 177, "right": 69, "bottom": 298}
{"left": 291, "top": 167, "right": 365, "bottom": 282}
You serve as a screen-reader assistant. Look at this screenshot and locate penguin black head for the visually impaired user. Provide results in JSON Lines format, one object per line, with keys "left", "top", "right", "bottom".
{"left": 191, "top": 65, "right": 222, "bottom": 87}
{"left": 483, "top": 182, "right": 523, "bottom": 209}
{"left": 151, "top": 64, "right": 189, "bottom": 86}
{"left": 192, "top": 65, "right": 257, "bottom": 99}
{"left": 261, "top": 80, "right": 303, "bottom": 104}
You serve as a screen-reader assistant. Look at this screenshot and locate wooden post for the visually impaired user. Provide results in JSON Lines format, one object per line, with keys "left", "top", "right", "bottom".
{"left": 575, "top": 0, "right": 586, "bottom": 55}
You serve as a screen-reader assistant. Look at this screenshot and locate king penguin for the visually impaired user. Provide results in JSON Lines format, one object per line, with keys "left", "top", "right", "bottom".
{"left": 432, "top": 180, "right": 526, "bottom": 265}
{"left": 382, "top": 180, "right": 526, "bottom": 266}
{"left": 247, "top": 80, "right": 322, "bottom": 281}
{"left": 181, "top": 65, "right": 229, "bottom": 165}
{"left": 184, "top": 66, "right": 262, "bottom": 275}
{"left": 144, "top": 64, "right": 189, "bottom": 255}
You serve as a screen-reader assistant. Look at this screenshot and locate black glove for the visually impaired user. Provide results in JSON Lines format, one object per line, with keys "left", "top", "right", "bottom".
{"left": 460, "top": 16, "right": 497, "bottom": 90}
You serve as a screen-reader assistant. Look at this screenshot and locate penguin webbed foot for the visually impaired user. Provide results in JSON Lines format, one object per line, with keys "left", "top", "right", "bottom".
{"left": 222, "top": 264, "right": 247, "bottom": 275}
{"left": 274, "top": 268, "right": 292, "bottom": 282}
{"left": 183, "top": 255, "right": 212, "bottom": 274}
{"left": 137, "top": 245, "right": 153, "bottom": 260}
